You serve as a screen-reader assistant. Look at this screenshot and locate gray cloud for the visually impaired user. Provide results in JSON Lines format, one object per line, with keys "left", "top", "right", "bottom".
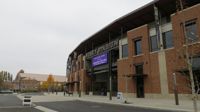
{"left": 0, "top": 0, "right": 152, "bottom": 78}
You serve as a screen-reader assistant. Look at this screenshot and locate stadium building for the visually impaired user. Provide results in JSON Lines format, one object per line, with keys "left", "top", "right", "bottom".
{"left": 66, "top": 0, "right": 200, "bottom": 99}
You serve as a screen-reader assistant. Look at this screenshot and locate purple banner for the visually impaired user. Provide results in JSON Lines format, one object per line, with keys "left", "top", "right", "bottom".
{"left": 92, "top": 53, "right": 108, "bottom": 67}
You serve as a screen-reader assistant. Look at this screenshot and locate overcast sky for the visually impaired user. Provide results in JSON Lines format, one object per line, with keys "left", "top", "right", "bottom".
{"left": 0, "top": 0, "right": 152, "bottom": 78}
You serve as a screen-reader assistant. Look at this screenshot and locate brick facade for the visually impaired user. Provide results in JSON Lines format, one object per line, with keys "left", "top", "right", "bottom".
{"left": 66, "top": 2, "right": 200, "bottom": 99}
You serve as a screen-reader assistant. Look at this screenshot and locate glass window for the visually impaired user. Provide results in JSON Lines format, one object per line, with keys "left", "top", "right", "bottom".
{"left": 135, "top": 64, "right": 143, "bottom": 75}
{"left": 192, "top": 56, "right": 200, "bottom": 69}
{"left": 191, "top": 56, "right": 200, "bottom": 94}
{"left": 185, "top": 20, "right": 198, "bottom": 42}
{"left": 150, "top": 35, "right": 159, "bottom": 52}
{"left": 135, "top": 39, "right": 142, "bottom": 55}
{"left": 163, "top": 30, "right": 174, "bottom": 49}
{"left": 122, "top": 44, "right": 128, "bottom": 58}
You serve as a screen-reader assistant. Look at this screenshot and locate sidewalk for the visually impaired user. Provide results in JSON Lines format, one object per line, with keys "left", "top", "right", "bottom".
{"left": 17, "top": 92, "right": 75, "bottom": 103}
{"left": 77, "top": 95, "right": 199, "bottom": 112}
{"left": 17, "top": 92, "right": 200, "bottom": 112}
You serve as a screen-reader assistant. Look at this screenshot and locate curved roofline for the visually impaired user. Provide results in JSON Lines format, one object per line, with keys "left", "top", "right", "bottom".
{"left": 68, "top": 0, "right": 158, "bottom": 57}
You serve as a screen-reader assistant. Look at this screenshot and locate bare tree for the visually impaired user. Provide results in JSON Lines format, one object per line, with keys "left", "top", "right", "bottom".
{"left": 175, "top": 1, "right": 200, "bottom": 112}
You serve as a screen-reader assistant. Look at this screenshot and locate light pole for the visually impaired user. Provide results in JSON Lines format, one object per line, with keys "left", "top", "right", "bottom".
{"left": 173, "top": 73, "right": 179, "bottom": 105}
{"left": 79, "top": 80, "right": 81, "bottom": 97}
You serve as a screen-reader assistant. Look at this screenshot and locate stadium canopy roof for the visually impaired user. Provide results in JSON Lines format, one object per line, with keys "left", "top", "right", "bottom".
{"left": 68, "top": 0, "right": 198, "bottom": 58}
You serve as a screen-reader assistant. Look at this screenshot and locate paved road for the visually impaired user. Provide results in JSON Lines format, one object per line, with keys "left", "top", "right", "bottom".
{"left": 0, "top": 94, "right": 184, "bottom": 112}
{"left": 0, "top": 94, "right": 22, "bottom": 107}
{"left": 0, "top": 94, "right": 41, "bottom": 112}
{"left": 0, "top": 107, "right": 41, "bottom": 112}
{"left": 36, "top": 100, "right": 181, "bottom": 112}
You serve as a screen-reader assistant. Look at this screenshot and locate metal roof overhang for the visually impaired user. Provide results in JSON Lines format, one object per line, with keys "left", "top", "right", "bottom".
{"left": 69, "top": 0, "right": 176, "bottom": 58}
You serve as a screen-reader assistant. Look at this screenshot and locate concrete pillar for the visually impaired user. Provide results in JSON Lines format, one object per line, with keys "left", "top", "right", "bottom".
{"left": 154, "top": 5, "right": 169, "bottom": 96}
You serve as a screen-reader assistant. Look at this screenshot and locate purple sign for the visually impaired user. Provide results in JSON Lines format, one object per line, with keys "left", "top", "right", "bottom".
{"left": 92, "top": 53, "right": 108, "bottom": 67}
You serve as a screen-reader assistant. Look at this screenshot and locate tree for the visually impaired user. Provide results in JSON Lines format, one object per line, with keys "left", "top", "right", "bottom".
{"left": 47, "top": 74, "right": 55, "bottom": 92}
{"left": 0, "top": 73, "right": 4, "bottom": 89}
{"left": 0, "top": 71, "right": 13, "bottom": 90}
{"left": 47, "top": 74, "right": 54, "bottom": 84}
{"left": 175, "top": 1, "right": 200, "bottom": 111}
{"left": 40, "top": 81, "right": 48, "bottom": 91}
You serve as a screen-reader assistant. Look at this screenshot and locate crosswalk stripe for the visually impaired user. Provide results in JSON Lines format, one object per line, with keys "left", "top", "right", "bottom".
{"left": 35, "top": 106, "right": 58, "bottom": 112}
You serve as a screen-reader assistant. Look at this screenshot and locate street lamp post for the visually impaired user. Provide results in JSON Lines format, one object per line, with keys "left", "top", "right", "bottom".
{"left": 79, "top": 80, "right": 81, "bottom": 97}
{"left": 173, "top": 73, "right": 179, "bottom": 105}
{"left": 108, "top": 49, "right": 112, "bottom": 100}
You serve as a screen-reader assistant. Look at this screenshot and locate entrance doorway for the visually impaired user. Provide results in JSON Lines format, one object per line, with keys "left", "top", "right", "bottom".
{"left": 135, "top": 64, "right": 145, "bottom": 98}
{"left": 136, "top": 77, "right": 144, "bottom": 98}
{"left": 93, "top": 72, "right": 108, "bottom": 96}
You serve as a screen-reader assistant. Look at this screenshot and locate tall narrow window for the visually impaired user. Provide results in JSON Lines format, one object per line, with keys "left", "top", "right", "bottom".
{"left": 191, "top": 56, "right": 200, "bottom": 94}
{"left": 122, "top": 44, "right": 128, "bottom": 58}
{"left": 163, "top": 30, "right": 173, "bottom": 49}
{"left": 185, "top": 20, "right": 198, "bottom": 42}
{"left": 135, "top": 39, "right": 142, "bottom": 55}
{"left": 150, "top": 35, "right": 159, "bottom": 52}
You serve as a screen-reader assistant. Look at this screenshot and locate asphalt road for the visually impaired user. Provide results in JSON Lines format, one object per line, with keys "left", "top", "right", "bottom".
{"left": 0, "top": 94, "right": 41, "bottom": 112}
{"left": 0, "top": 94, "right": 183, "bottom": 112}
{"left": 0, "top": 94, "right": 22, "bottom": 107}
{"left": 36, "top": 100, "right": 181, "bottom": 112}
{"left": 0, "top": 107, "right": 41, "bottom": 112}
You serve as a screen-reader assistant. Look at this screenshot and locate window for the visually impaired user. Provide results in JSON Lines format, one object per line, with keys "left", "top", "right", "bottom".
{"left": 135, "top": 64, "right": 143, "bottom": 75}
{"left": 122, "top": 44, "right": 128, "bottom": 58}
{"left": 163, "top": 30, "right": 173, "bottom": 49}
{"left": 191, "top": 56, "right": 200, "bottom": 94}
{"left": 135, "top": 39, "right": 142, "bottom": 55}
{"left": 192, "top": 56, "right": 200, "bottom": 69}
{"left": 150, "top": 35, "right": 159, "bottom": 52}
{"left": 185, "top": 20, "right": 198, "bottom": 42}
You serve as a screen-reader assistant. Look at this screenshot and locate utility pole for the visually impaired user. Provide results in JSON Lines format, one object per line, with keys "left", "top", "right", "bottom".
{"left": 178, "top": 0, "right": 198, "bottom": 112}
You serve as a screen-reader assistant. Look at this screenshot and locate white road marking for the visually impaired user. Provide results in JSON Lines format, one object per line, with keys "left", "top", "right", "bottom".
{"left": 35, "top": 106, "right": 58, "bottom": 112}
{"left": 0, "top": 106, "right": 24, "bottom": 109}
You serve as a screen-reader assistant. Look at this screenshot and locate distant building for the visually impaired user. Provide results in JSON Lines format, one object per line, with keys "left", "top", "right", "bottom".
{"left": 14, "top": 73, "right": 66, "bottom": 92}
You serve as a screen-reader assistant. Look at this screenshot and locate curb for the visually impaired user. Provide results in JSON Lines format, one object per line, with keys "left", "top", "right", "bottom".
{"left": 76, "top": 98, "right": 192, "bottom": 112}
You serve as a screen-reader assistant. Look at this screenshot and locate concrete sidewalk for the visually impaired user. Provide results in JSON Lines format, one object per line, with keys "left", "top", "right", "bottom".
{"left": 17, "top": 92, "right": 200, "bottom": 112}
{"left": 77, "top": 95, "right": 199, "bottom": 112}
{"left": 17, "top": 92, "right": 75, "bottom": 103}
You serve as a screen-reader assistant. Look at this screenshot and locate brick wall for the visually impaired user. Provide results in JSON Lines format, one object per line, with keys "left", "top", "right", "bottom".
{"left": 117, "top": 25, "right": 162, "bottom": 94}
{"left": 171, "top": 4, "right": 200, "bottom": 94}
